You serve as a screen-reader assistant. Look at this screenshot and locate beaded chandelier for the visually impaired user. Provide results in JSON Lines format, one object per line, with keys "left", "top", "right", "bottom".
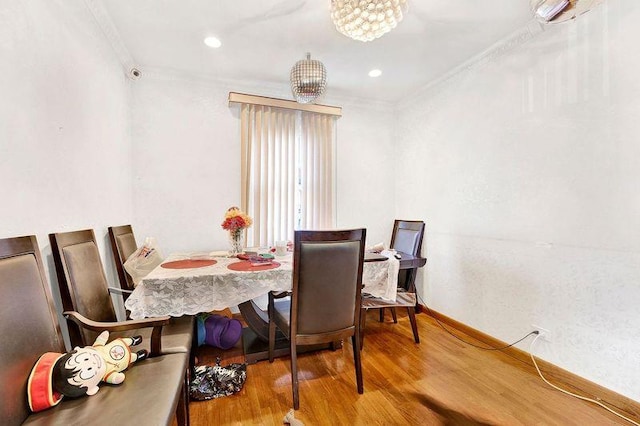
{"left": 290, "top": 53, "right": 327, "bottom": 104}
{"left": 330, "top": 0, "right": 408, "bottom": 42}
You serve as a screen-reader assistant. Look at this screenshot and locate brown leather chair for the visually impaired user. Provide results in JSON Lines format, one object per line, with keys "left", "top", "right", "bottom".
{"left": 361, "top": 220, "right": 425, "bottom": 347}
{"left": 108, "top": 224, "right": 137, "bottom": 301}
{"left": 49, "top": 229, "right": 193, "bottom": 356}
{"left": 268, "top": 229, "right": 366, "bottom": 410}
{"left": 0, "top": 235, "right": 189, "bottom": 426}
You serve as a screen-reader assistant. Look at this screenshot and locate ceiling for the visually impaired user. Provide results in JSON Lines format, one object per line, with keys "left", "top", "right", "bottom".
{"left": 99, "top": 0, "right": 534, "bottom": 103}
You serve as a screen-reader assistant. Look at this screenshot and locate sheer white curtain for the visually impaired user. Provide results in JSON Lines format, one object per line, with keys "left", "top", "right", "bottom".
{"left": 240, "top": 104, "right": 336, "bottom": 247}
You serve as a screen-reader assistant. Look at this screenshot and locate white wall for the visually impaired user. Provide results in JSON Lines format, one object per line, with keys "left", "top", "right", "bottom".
{"left": 0, "top": 1, "right": 132, "bottom": 324}
{"left": 335, "top": 103, "right": 396, "bottom": 245}
{"left": 8, "top": 0, "right": 635, "bottom": 405}
{"left": 130, "top": 72, "right": 396, "bottom": 254}
{"left": 395, "top": 1, "right": 640, "bottom": 401}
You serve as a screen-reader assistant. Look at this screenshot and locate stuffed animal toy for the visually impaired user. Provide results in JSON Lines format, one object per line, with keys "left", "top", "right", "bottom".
{"left": 28, "top": 331, "right": 148, "bottom": 412}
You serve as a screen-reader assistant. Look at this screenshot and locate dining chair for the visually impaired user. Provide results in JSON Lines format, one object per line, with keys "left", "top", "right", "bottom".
{"left": 360, "top": 220, "right": 425, "bottom": 348}
{"left": 0, "top": 235, "right": 189, "bottom": 426}
{"left": 108, "top": 224, "right": 137, "bottom": 301}
{"left": 268, "top": 229, "right": 366, "bottom": 410}
{"left": 49, "top": 228, "right": 193, "bottom": 356}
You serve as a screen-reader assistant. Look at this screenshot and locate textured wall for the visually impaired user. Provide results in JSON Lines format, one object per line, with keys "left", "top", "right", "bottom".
{"left": 395, "top": 1, "right": 640, "bottom": 401}
{"left": 130, "top": 72, "right": 396, "bottom": 254}
{"left": 0, "top": 0, "right": 132, "bottom": 324}
{"left": 0, "top": 1, "right": 131, "bottom": 286}
{"left": 335, "top": 103, "right": 396, "bottom": 246}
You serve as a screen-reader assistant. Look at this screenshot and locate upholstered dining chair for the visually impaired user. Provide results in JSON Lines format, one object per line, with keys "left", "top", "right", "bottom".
{"left": 108, "top": 224, "right": 137, "bottom": 301}
{"left": 0, "top": 235, "right": 189, "bottom": 426}
{"left": 360, "top": 220, "right": 425, "bottom": 348}
{"left": 49, "top": 228, "right": 193, "bottom": 357}
{"left": 268, "top": 229, "right": 366, "bottom": 410}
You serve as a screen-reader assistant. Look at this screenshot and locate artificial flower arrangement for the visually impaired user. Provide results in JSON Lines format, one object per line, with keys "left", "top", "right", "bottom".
{"left": 221, "top": 206, "right": 252, "bottom": 233}
{"left": 221, "top": 207, "right": 252, "bottom": 255}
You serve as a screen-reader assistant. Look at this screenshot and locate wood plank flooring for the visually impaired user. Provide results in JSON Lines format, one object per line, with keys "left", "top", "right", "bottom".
{"left": 188, "top": 310, "right": 635, "bottom": 425}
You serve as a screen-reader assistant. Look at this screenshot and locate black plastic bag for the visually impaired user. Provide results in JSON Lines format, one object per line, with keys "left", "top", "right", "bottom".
{"left": 190, "top": 358, "right": 247, "bottom": 401}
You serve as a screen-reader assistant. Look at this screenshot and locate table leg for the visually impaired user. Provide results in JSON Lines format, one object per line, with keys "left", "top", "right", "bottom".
{"left": 237, "top": 300, "right": 341, "bottom": 363}
{"left": 238, "top": 300, "right": 288, "bottom": 364}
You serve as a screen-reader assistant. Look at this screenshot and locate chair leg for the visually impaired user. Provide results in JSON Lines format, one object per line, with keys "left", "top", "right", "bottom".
{"left": 291, "top": 339, "right": 300, "bottom": 410}
{"left": 268, "top": 317, "right": 276, "bottom": 363}
{"left": 176, "top": 371, "right": 190, "bottom": 426}
{"left": 359, "top": 308, "right": 367, "bottom": 350}
{"left": 407, "top": 307, "right": 420, "bottom": 343}
{"left": 378, "top": 307, "right": 385, "bottom": 322}
{"left": 391, "top": 307, "right": 398, "bottom": 323}
{"left": 351, "top": 334, "right": 364, "bottom": 394}
{"left": 190, "top": 317, "right": 198, "bottom": 377}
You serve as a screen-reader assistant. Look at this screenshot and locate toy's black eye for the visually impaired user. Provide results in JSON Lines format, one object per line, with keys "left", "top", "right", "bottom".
{"left": 88, "top": 367, "right": 92, "bottom": 371}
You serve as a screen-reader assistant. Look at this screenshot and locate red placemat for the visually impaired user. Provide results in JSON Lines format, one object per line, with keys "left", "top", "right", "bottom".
{"left": 161, "top": 259, "right": 217, "bottom": 269}
{"left": 227, "top": 260, "right": 281, "bottom": 272}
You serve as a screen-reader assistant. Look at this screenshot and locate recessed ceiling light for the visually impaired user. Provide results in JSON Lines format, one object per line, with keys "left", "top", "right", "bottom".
{"left": 204, "top": 36, "right": 222, "bottom": 48}
{"left": 368, "top": 69, "right": 382, "bottom": 78}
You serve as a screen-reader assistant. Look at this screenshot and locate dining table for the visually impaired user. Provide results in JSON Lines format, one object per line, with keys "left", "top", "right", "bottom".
{"left": 125, "top": 250, "right": 400, "bottom": 362}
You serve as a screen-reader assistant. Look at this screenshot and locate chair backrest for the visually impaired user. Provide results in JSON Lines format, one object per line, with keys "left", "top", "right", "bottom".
{"left": 108, "top": 225, "right": 137, "bottom": 294}
{"left": 50, "top": 229, "right": 117, "bottom": 347}
{"left": 291, "top": 229, "right": 366, "bottom": 338}
{"left": 0, "top": 235, "right": 66, "bottom": 425}
{"left": 390, "top": 220, "right": 425, "bottom": 257}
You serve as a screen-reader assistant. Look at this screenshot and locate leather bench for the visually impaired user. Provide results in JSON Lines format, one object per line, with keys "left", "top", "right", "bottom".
{"left": 0, "top": 236, "right": 189, "bottom": 426}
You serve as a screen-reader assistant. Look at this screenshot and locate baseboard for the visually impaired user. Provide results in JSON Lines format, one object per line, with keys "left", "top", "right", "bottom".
{"left": 418, "top": 305, "right": 640, "bottom": 421}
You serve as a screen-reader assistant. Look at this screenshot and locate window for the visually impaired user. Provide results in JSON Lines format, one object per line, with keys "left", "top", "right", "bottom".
{"left": 239, "top": 103, "right": 337, "bottom": 247}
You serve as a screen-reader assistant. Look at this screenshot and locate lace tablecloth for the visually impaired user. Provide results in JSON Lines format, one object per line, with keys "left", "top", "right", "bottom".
{"left": 125, "top": 252, "right": 398, "bottom": 319}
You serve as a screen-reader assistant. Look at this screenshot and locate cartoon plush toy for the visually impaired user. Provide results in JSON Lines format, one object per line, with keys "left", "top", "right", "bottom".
{"left": 28, "top": 331, "right": 148, "bottom": 412}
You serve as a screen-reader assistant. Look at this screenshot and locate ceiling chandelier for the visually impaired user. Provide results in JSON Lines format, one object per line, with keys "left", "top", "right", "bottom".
{"left": 530, "top": 0, "right": 603, "bottom": 24}
{"left": 330, "top": 0, "right": 408, "bottom": 42}
{"left": 290, "top": 53, "right": 327, "bottom": 104}
{"left": 531, "top": 0, "right": 570, "bottom": 21}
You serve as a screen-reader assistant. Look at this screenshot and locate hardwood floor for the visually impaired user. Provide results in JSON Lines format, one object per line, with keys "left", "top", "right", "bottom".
{"left": 189, "top": 310, "right": 634, "bottom": 425}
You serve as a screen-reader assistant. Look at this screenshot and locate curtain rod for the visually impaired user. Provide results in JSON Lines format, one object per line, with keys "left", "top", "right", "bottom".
{"left": 228, "top": 92, "right": 342, "bottom": 117}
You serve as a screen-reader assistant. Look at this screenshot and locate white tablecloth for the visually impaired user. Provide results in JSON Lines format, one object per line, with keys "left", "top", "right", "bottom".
{"left": 126, "top": 252, "right": 398, "bottom": 319}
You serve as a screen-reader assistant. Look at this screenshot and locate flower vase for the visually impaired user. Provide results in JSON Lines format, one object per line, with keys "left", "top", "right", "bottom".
{"left": 228, "top": 231, "right": 244, "bottom": 256}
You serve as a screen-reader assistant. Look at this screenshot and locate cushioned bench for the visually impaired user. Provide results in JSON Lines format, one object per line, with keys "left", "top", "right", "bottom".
{"left": 0, "top": 236, "right": 189, "bottom": 426}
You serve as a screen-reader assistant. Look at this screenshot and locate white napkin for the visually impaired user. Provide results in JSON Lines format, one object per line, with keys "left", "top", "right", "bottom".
{"left": 366, "top": 242, "right": 385, "bottom": 253}
{"left": 380, "top": 249, "right": 400, "bottom": 301}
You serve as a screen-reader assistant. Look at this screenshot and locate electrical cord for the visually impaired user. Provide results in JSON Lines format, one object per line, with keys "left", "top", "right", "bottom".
{"left": 414, "top": 293, "right": 639, "bottom": 424}
{"left": 416, "top": 293, "right": 537, "bottom": 350}
{"left": 529, "top": 334, "right": 639, "bottom": 426}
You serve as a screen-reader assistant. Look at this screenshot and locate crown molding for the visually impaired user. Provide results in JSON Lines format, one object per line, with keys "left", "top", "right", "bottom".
{"left": 396, "top": 19, "right": 545, "bottom": 111}
{"left": 137, "top": 66, "right": 394, "bottom": 112}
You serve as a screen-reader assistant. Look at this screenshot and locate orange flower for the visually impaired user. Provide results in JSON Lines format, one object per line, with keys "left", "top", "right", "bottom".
{"left": 222, "top": 207, "right": 252, "bottom": 230}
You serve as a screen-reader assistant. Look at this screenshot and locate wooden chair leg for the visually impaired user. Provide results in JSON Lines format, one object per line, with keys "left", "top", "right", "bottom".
{"left": 359, "top": 308, "right": 367, "bottom": 350}
{"left": 378, "top": 307, "right": 385, "bottom": 322}
{"left": 176, "top": 371, "right": 190, "bottom": 426}
{"left": 268, "top": 298, "right": 276, "bottom": 363}
{"left": 190, "top": 318, "right": 198, "bottom": 376}
{"left": 291, "top": 340, "right": 300, "bottom": 410}
{"left": 351, "top": 334, "right": 364, "bottom": 394}
{"left": 407, "top": 307, "right": 420, "bottom": 343}
{"left": 391, "top": 307, "right": 398, "bottom": 324}
{"left": 268, "top": 318, "right": 276, "bottom": 363}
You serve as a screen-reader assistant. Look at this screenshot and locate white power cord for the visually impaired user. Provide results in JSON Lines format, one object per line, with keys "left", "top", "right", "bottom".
{"left": 529, "top": 334, "right": 639, "bottom": 426}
